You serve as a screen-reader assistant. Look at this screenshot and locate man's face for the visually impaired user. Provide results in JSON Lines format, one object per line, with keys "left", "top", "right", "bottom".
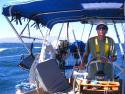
{"left": 97, "top": 28, "right": 107, "bottom": 40}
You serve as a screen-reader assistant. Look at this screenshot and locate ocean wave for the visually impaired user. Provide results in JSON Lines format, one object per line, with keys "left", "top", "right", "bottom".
{"left": 0, "top": 48, "right": 8, "bottom": 52}
{"left": 0, "top": 47, "right": 24, "bottom": 52}
{"left": 0, "top": 54, "right": 28, "bottom": 62}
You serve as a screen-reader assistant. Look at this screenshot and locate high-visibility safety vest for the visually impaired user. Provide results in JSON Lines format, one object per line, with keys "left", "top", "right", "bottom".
{"left": 86, "top": 36, "right": 117, "bottom": 63}
{"left": 94, "top": 36, "right": 117, "bottom": 60}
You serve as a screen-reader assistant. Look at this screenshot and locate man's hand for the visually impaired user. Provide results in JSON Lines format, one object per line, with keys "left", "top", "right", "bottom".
{"left": 109, "top": 56, "right": 117, "bottom": 62}
{"left": 74, "top": 64, "right": 85, "bottom": 70}
{"left": 100, "top": 56, "right": 109, "bottom": 63}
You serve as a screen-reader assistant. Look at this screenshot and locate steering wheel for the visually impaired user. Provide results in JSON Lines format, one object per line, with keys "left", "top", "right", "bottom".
{"left": 72, "top": 56, "right": 115, "bottom": 93}
{"left": 87, "top": 56, "right": 111, "bottom": 65}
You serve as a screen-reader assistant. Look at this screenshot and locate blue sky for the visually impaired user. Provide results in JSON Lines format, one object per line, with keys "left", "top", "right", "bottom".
{"left": 0, "top": 0, "right": 18, "bottom": 38}
{"left": 0, "top": 0, "right": 36, "bottom": 38}
{"left": 0, "top": 1, "right": 9, "bottom": 38}
{"left": 0, "top": 0, "right": 124, "bottom": 43}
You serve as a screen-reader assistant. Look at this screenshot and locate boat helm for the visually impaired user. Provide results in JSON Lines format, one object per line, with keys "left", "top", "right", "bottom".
{"left": 95, "top": 71, "right": 105, "bottom": 81}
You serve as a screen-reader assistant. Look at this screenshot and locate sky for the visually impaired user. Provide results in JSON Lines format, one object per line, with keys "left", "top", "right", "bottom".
{"left": 0, "top": 0, "right": 49, "bottom": 43}
{"left": 0, "top": 0, "right": 38, "bottom": 39}
{"left": 0, "top": 0, "right": 125, "bottom": 43}
{"left": 0, "top": 0, "right": 32, "bottom": 39}
{"left": 0, "top": 0, "right": 16, "bottom": 38}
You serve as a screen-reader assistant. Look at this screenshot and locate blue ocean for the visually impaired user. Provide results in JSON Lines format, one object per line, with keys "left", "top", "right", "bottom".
{"left": 0, "top": 43, "right": 41, "bottom": 94}
{"left": 0, "top": 43, "right": 124, "bottom": 94}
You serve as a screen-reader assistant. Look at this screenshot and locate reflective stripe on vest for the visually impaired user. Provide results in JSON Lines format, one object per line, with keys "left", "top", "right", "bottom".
{"left": 95, "top": 37, "right": 109, "bottom": 58}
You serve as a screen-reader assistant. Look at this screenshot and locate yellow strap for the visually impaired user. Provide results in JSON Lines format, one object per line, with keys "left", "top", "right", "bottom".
{"left": 105, "top": 38, "right": 109, "bottom": 57}
{"left": 95, "top": 38, "right": 100, "bottom": 60}
{"left": 95, "top": 37, "right": 109, "bottom": 57}
{"left": 95, "top": 38, "right": 100, "bottom": 53}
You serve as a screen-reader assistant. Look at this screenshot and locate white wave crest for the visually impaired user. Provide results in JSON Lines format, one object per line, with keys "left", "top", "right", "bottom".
{"left": 0, "top": 48, "right": 8, "bottom": 52}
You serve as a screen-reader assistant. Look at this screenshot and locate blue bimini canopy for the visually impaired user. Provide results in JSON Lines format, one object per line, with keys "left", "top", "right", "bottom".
{"left": 2, "top": 0, "right": 125, "bottom": 29}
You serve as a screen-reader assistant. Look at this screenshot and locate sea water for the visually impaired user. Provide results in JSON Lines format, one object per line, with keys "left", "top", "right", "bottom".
{"left": 0, "top": 43, "right": 41, "bottom": 94}
{"left": 0, "top": 43, "right": 124, "bottom": 94}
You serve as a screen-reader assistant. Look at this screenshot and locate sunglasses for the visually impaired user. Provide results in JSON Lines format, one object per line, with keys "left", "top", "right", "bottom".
{"left": 97, "top": 27, "right": 107, "bottom": 30}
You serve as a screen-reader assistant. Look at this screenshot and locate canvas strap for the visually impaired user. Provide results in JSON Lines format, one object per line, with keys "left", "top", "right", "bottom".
{"left": 95, "top": 37, "right": 109, "bottom": 60}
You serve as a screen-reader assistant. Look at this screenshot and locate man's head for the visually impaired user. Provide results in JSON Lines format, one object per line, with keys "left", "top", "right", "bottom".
{"left": 96, "top": 24, "right": 108, "bottom": 40}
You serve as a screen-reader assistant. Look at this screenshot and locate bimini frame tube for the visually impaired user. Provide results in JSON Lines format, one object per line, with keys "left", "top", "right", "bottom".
{"left": 114, "top": 23, "right": 125, "bottom": 94}
{"left": 121, "top": 1, "right": 125, "bottom": 91}
{"left": 113, "top": 22, "right": 124, "bottom": 55}
{"left": 87, "top": 24, "right": 93, "bottom": 39}
{"left": 5, "top": 16, "right": 31, "bottom": 54}
{"left": 72, "top": 28, "right": 82, "bottom": 64}
{"left": 122, "top": 23, "right": 125, "bottom": 94}
{"left": 56, "top": 23, "right": 64, "bottom": 47}
{"left": 81, "top": 24, "right": 85, "bottom": 40}
{"left": 124, "top": 2, "right": 125, "bottom": 17}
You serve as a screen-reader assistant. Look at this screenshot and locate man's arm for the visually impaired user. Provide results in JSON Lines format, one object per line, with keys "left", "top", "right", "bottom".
{"left": 79, "top": 52, "right": 89, "bottom": 69}
{"left": 110, "top": 38, "right": 117, "bottom": 62}
{"left": 79, "top": 39, "right": 90, "bottom": 69}
{"left": 109, "top": 55, "right": 117, "bottom": 62}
